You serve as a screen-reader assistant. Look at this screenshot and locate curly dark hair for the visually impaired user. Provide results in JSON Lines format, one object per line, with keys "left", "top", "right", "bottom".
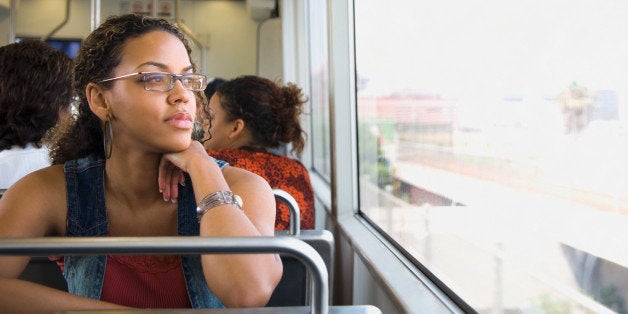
{"left": 213, "top": 75, "right": 308, "bottom": 157}
{"left": 0, "top": 40, "right": 73, "bottom": 151}
{"left": 49, "top": 14, "right": 204, "bottom": 164}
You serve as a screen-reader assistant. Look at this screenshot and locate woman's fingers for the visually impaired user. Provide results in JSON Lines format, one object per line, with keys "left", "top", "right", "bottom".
{"left": 169, "top": 168, "right": 183, "bottom": 201}
{"left": 158, "top": 157, "right": 179, "bottom": 202}
{"left": 158, "top": 142, "right": 209, "bottom": 201}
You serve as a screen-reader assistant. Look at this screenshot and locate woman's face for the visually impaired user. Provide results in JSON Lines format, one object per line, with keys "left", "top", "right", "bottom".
{"left": 202, "top": 93, "right": 238, "bottom": 150}
{"left": 103, "top": 31, "right": 197, "bottom": 154}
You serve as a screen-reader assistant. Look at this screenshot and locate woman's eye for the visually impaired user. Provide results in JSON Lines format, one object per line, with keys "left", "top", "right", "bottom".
{"left": 145, "top": 74, "right": 166, "bottom": 83}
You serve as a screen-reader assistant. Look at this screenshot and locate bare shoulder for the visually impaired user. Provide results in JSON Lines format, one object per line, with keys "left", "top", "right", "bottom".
{"left": 0, "top": 165, "right": 67, "bottom": 236}
{"left": 223, "top": 165, "right": 272, "bottom": 191}
{"left": 222, "top": 165, "right": 275, "bottom": 235}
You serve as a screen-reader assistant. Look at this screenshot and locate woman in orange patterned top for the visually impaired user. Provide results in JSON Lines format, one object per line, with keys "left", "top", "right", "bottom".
{"left": 201, "top": 75, "right": 314, "bottom": 230}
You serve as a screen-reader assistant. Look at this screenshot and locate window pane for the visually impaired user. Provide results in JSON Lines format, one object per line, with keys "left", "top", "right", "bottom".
{"left": 355, "top": 1, "right": 628, "bottom": 313}
{"left": 309, "top": 0, "right": 331, "bottom": 181}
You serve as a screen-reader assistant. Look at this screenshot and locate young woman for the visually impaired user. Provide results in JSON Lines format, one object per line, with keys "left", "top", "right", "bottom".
{"left": 0, "top": 14, "right": 282, "bottom": 312}
{"left": 201, "top": 76, "right": 315, "bottom": 230}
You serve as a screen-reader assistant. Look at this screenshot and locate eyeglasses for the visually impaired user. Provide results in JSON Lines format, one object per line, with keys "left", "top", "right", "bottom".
{"left": 98, "top": 72, "right": 207, "bottom": 92}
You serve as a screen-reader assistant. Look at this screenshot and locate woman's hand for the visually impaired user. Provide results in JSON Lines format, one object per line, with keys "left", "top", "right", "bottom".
{"left": 157, "top": 157, "right": 185, "bottom": 202}
{"left": 158, "top": 141, "right": 210, "bottom": 202}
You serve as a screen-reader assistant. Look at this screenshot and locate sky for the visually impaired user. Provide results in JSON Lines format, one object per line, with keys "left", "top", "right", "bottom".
{"left": 354, "top": 0, "right": 628, "bottom": 106}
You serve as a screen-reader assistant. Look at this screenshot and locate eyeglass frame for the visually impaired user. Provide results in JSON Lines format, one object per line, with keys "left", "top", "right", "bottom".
{"left": 97, "top": 71, "right": 207, "bottom": 92}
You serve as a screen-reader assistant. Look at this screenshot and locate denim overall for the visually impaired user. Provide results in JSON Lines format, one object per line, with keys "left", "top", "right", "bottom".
{"left": 62, "top": 154, "right": 226, "bottom": 308}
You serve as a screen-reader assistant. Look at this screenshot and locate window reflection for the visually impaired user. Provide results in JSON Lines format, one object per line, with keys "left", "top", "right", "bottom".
{"left": 355, "top": 1, "right": 628, "bottom": 313}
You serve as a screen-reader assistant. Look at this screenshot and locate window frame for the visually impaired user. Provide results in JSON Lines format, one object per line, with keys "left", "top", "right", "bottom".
{"left": 282, "top": 0, "right": 468, "bottom": 311}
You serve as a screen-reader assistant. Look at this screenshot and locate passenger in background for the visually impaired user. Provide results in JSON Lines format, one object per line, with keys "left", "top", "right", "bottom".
{"left": 0, "top": 14, "right": 281, "bottom": 312}
{"left": 204, "top": 77, "right": 226, "bottom": 100}
{"left": 0, "top": 40, "right": 73, "bottom": 190}
{"left": 192, "top": 77, "right": 225, "bottom": 141}
{"left": 202, "top": 75, "right": 315, "bottom": 230}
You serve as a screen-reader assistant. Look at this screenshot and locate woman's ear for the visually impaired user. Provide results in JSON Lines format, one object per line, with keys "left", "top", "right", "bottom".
{"left": 228, "top": 119, "right": 246, "bottom": 139}
{"left": 86, "top": 82, "right": 110, "bottom": 121}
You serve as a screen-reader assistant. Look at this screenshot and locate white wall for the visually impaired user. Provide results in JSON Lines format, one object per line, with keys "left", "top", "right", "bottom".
{"left": 257, "top": 17, "right": 282, "bottom": 81}
{"left": 177, "top": 0, "right": 258, "bottom": 79}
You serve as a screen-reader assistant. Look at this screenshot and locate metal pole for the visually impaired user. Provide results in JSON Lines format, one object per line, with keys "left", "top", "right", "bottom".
{"left": 152, "top": 0, "right": 158, "bottom": 18}
{"left": 90, "top": 0, "right": 100, "bottom": 31}
{"left": 9, "top": 0, "right": 16, "bottom": 43}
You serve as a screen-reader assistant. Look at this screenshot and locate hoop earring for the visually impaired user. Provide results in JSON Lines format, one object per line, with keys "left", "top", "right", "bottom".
{"left": 103, "top": 118, "right": 114, "bottom": 159}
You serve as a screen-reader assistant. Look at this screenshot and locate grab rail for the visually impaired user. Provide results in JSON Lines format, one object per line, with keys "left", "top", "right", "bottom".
{"left": 42, "top": 0, "right": 71, "bottom": 41}
{"left": 0, "top": 236, "right": 329, "bottom": 314}
{"left": 273, "top": 188, "right": 301, "bottom": 235}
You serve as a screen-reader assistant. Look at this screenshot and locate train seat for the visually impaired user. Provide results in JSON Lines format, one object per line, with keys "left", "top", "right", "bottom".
{"left": 268, "top": 188, "right": 335, "bottom": 307}
{"left": 268, "top": 229, "right": 334, "bottom": 306}
{"left": 2, "top": 236, "right": 380, "bottom": 314}
{"left": 58, "top": 305, "right": 382, "bottom": 313}
{"left": 18, "top": 256, "right": 67, "bottom": 291}
{"left": 17, "top": 189, "right": 335, "bottom": 309}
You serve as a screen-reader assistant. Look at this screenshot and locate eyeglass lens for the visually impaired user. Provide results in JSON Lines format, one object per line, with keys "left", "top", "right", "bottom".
{"left": 142, "top": 73, "right": 206, "bottom": 91}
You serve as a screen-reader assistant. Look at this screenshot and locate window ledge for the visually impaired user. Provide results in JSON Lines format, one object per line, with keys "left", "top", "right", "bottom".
{"left": 337, "top": 213, "right": 465, "bottom": 313}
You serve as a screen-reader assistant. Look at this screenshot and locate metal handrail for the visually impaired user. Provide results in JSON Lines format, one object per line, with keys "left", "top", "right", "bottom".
{"left": 90, "top": 0, "right": 100, "bottom": 31}
{"left": 0, "top": 236, "right": 328, "bottom": 314}
{"left": 42, "top": 0, "right": 71, "bottom": 41}
{"left": 9, "top": 0, "right": 16, "bottom": 43}
{"left": 273, "top": 188, "right": 301, "bottom": 235}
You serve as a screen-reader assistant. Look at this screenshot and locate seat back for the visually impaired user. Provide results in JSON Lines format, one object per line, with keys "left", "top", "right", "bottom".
{"left": 17, "top": 189, "right": 335, "bottom": 308}
{"left": 18, "top": 256, "right": 67, "bottom": 291}
{"left": 272, "top": 188, "right": 301, "bottom": 235}
{"left": 2, "top": 236, "right": 331, "bottom": 314}
{"left": 269, "top": 189, "right": 334, "bottom": 307}
{"left": 268, "top": 230, "right": 334, "bottom": 306}
{"left": 18, "top": 234, "right": 335, "bottom": 308}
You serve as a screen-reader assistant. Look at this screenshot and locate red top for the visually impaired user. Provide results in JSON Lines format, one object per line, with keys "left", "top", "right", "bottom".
{"left": 207, "top": 148, "right": 315, "bottom": 230}
{"left": 52, "top": 255, "right": 191, "bottom": 308}
{"left": 100, "top": 255, "right": 191, "bottom": 308}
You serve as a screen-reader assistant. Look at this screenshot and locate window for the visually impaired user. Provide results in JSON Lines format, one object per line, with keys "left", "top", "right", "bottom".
{"left": 308, "top": 0, "right": 331, "bottom": 181}
{"left": 355, "top": 1, "right": 628, "bottom": 313}
{"left": 15, "top": 37, "right": 81, "bottom": 59}
{"left": 45, "top": 39, "right": 81, "bottom": 59}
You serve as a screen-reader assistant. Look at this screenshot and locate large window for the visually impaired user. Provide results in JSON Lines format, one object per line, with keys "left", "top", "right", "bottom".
{"left": 355, "top": 1, "right": 628, "bottom": 313}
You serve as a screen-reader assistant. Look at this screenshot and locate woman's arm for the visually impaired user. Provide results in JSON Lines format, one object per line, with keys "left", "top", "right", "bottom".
{"left": 198, "top": 166, "right": 282, "bottom": 307}
{"left": 0, "top": 166, "right": 128, "bottom": 313}
{"left": 0, "top": 277, "right": 126, "bottom": 314}
{"left": 160, "top": 141, "right": 283, "bottom": 307}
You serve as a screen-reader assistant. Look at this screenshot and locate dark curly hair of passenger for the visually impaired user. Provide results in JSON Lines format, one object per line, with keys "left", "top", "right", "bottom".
{"left": 49, "top": 14, "right": 204, "bottom": 165}
{"left": 0, "top": 40, "right": 73, "bottom": 151}
{"left": 213, "top": 75, "right": 308, "bottom": 157}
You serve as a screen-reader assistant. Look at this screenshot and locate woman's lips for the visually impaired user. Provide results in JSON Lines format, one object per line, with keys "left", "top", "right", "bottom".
{"left": 166, "top": 112, "right": 193, "bottom": 129}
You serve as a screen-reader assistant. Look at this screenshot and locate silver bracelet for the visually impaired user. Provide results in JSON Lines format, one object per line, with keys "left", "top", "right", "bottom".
{"left": 196, "top": 190, "right": 243, "bottom": 223}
